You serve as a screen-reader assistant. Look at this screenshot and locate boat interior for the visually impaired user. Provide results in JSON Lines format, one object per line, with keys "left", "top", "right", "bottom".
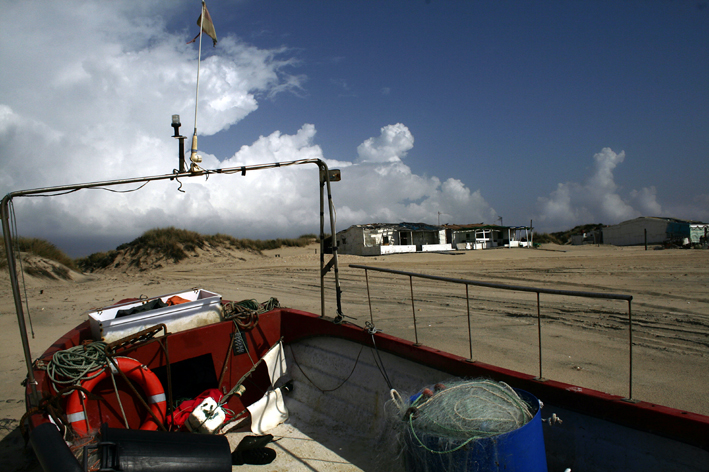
{"left": 27, "top": 304, "right": 709, "bottom": 472}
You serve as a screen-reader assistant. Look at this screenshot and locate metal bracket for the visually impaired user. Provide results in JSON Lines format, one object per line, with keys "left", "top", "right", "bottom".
{"left": 321, "top": 256, "right": 336, "bottom": 277}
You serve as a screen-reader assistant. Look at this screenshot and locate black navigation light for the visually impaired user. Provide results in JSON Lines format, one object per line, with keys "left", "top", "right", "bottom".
{"left": 171, "top": 114, "right": 181, "bottom": 137}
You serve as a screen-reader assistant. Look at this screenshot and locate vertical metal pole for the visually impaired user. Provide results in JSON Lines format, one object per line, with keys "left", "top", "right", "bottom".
{"left": 537, "top": 292, "right": 544, "bottom": 380}
{"left": 628, "top": 299, "right": 633, "bottom": 400}
{"left": 178, "top": 136, "right": 186, "bottom": 173}
{"left": 159, "top": 327, "right": 173, "bottom": 421}
{"left": 319, "top": 170, "right": 325, "bottom": 318}
{"left": 466, "top": 284, "right": 473, "bottom": 361}
{"left": 1, "top": 197, "right": 39, "bottom": 405}
{"left": 365, "top": 270, "right": 373, "bottom": 325}
{"left": 194, "top": 2, "right": 205, "bottom": 129}
{"left": 321, "top": 163, "right": 342, "bottom": 319}
{"left": 410, "top": 276, "right": 419, "bottom": 345}
{"left": 644, "top": 229, "right": 647, "bottom": 251}
{"left": 189, "top": 2, "right": 206, "bottom": 166}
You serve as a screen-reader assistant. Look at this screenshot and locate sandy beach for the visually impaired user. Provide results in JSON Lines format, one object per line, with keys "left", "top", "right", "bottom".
{"left": 1, "top": 243, "right": 708, "bottom": 470}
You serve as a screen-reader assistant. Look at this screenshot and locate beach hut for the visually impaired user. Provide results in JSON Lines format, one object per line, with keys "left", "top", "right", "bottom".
{"left": 603, "top": 217, "right": 701, "bottom": 246}
{"left": 336, "top": 223, "right": 449, "bottom": 256}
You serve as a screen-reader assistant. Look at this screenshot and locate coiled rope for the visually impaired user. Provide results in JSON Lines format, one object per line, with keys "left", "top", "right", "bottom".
{"left": 223, "top": 298, "right": 280, "bottom": 330}
{"left": 46, "top": 342, "right": 108, "bottom": 390}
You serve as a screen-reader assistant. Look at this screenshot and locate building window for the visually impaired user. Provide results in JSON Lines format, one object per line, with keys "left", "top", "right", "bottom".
{"left": 383, "top": 236, "right": 389, "bottom": 244}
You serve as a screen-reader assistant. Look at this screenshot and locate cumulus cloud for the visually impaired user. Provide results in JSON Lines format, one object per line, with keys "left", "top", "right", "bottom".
{"left": 0, "top": 2, "right": 303, "bottom": 188}
{"left": 0, "top": 2, "right": 304, "bottom": 253}
{"left": 355, "top": 123, "right": 414, "bottom": 164}
{"left": 337, "top": 124, "right": 496, "bottom": 225}
{"left": 536, "top": 148, "right": 664, "bottom": 230}
{"left": 0, "top": 2, "right": 494, "bottom": 256}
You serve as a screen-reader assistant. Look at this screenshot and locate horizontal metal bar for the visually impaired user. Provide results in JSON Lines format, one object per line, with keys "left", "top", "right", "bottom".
{"left": 2, "top": 158, "right": 324, "bottom": 201}
{"left": 349, "top": 264, "right": 632, "bottom": 301}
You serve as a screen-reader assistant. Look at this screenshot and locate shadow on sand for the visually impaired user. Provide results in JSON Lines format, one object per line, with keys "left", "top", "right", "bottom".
{"left": 0, "top": 419, "right": 41, "bottom": 472}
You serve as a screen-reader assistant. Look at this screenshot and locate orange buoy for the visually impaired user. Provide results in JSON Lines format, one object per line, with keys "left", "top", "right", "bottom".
{"left": 66, "top": 357, "right": 166, "bottom": 436}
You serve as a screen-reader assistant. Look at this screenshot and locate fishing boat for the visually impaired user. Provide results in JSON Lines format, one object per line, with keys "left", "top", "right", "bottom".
{"left": 3, "top": 125, "right": 709, "bottom": 472}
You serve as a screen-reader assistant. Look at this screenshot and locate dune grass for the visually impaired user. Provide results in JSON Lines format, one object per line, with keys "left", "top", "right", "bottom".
{"left": 0, "top": 237, "right": 77, "bottom": 271}
{"left": 76, "top": 227, "right": 320, "bottom": 272}
{"left": 532, "top": 232, "right": 565, "bottom": 245}
{"left": 534, "top": 223, "right": 603, "bottom": 245}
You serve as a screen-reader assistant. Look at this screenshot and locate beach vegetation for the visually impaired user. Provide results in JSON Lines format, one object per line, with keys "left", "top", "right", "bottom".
{"left": 76, "top": 227, "right": 320, "bottom": 272}
{"left": 534, "top": 224, "right": 603, "bottom": 245}
{"left": 0, "top": 237, "right": 77, "bottom": 271}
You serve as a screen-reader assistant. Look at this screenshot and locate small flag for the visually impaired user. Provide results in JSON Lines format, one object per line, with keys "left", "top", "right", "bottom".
{"left": 187, "top": 2, "right": 217, "bottom": 47}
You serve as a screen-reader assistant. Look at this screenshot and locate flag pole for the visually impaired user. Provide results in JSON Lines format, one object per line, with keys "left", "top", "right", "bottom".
{"left": 190, "top": 1, "right": 206, "bottom": 172}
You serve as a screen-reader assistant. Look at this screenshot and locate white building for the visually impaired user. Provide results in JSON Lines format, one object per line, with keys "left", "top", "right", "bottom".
{"left": 602, "top": 217, "right": 701, "bottom": 246}
{"left": 336, "top": 223, "right": 449, "bottom": 256}
{"left": 443, "top": 224, "right": 533, "bottom": 250}
{"left": 336, "top": 222, "right": 533, "bottom": 255}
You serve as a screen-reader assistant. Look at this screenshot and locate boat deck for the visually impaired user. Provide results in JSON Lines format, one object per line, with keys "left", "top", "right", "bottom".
{"left": 224, "top": 334, "right": 416, "bottom": 471}
{"left": 229, "top": 332, "right": 709, "bottom": 472}
{"left": 227, "top": 423, "right": 369, "bottom": 471}
{"left": 218, "top": 330, "right": 453, "bottom": 471}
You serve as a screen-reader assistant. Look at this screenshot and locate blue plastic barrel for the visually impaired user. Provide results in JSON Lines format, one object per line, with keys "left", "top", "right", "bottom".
{"left": 404, "top": 389, "right": 548, "bottom": 472}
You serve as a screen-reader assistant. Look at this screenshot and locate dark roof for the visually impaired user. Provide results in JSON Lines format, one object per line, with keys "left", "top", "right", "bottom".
{"left": 617, "top": 216, "right": 703, "bottom": 225}
{"left": 339, "top": 222, "right": 531, "bottom": 234}
{"left": 397, "top": 222, "right": 440, "bottom": 231}
{"left": 342, "top": 222, "right": 440, "bottom": 232}
{"left": 442, "top": 223, "right": 530, "bottom": 231}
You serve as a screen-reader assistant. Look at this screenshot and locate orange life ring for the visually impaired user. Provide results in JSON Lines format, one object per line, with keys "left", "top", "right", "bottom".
{"left": 66, "top": 357, "right": 166, "bottom": 436}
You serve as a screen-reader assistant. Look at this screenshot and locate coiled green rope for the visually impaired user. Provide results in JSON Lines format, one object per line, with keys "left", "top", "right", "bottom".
{"left": 223, "top": 298, "right": 280, "bottom": 329}
{"left": 47, "top": 341, "right": 108, "bottom": 389}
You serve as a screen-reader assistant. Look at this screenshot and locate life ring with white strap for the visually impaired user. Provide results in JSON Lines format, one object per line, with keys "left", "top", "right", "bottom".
{"left": 66, "top": 357, "right": 166, "bottom": 436}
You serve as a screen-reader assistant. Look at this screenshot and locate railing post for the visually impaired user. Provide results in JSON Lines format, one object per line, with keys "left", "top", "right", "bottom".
{"left": 466, "top": 284, "right": 474, "bottom": 362}
{"left": 625, "top": 299, "right": 635, "bottom": 402}
{"left": 410, "top": 276, "right": 420, "bottom": 346}
{"left": 365, "top": 269, "right": 373, "bottom": 325}
{"left": 536, "top": 292, "right": 544, "bottom": 381}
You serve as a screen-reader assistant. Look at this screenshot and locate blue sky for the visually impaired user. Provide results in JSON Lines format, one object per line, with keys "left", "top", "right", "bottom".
{"left": 1, "top": 1, "right": 707, "bottom": 256}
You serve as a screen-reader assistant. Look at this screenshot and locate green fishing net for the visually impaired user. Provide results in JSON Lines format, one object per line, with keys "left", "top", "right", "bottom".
{"left": 406, "top": 379, "right": 532, "bottom": 442}
{"left": 393, "top": 379, "right": 536, "bottom": 471}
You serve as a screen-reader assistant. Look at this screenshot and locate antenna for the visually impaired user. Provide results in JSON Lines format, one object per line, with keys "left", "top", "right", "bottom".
{"left": 188, "top": 1, "right": 217, "bottom": 173}
{"left": 189, "top": 2, "right": 206, "bottom": 172}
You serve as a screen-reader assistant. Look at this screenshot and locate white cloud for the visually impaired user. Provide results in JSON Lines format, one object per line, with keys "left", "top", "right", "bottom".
{"left": 355, "top": 123, "right": 414, "bottom": 164}
{"left": 0, "top": 2, "right": 494, "bottom": 256}
{"left": 536, "top": 148, "right": 664, "bottom": 230}
{"left": 0, "top": 1, "right": 310, "bottom": 253}
{"left": 337, "top": 124, "right": 496, "bottom": 225}
{"left": 629, "top": 187, "right": 662, "bottom": 216}
{"left": 0, "top": 1, "right": 303, "bottom": 187}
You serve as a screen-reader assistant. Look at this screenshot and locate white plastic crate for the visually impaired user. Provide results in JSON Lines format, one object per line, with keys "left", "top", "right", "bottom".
{"left": 89, "top": 289, "right": 223, "bottom": 342}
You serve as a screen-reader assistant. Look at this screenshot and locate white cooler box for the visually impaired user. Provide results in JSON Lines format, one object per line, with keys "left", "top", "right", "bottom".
{"left": 89, "top": 288, "right": 223, "bottom": 343}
